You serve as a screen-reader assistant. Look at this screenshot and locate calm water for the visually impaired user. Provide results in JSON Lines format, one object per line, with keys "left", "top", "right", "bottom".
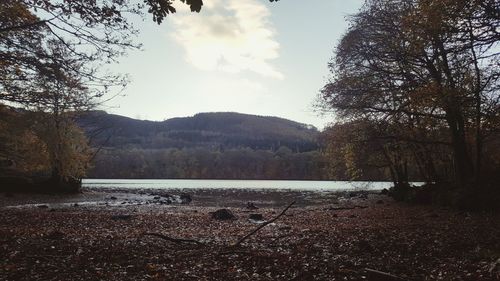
{"left": 82, "top": 179, "right": 395, "bottom": 192}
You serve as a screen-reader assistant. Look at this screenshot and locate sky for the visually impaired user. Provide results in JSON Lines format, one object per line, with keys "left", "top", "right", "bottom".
{"left": 104, "top": 0, "right": 364, "bottom": 130}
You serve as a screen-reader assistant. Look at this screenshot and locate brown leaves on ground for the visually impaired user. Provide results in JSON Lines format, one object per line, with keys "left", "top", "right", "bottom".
{"left": 0, "top": 193, "right": 499, "bottom": 280}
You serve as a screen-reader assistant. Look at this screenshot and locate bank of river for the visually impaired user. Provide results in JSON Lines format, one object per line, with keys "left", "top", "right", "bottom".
{"left": 0, "top": 188, "right": 499, "bottom": 280}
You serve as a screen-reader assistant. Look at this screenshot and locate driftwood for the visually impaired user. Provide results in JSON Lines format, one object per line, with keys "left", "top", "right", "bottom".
{"left": 233, "top": 201, "right": 295, "bottom": 247}
{"left": 141, "top": 232, "right": 205, "bottom": 246}
{"left": 326, "top": 205, "right": 368, "bottom": 211}
{"left": 364, "top": 268, "right": 407, "bottom": 281}
{"left": 141, "top": 201, "right": 295, "bottom": 249}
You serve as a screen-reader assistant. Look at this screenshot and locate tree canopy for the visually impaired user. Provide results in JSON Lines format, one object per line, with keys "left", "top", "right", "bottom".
{"left": 319, "top": 0, "right": 499, "bottom": 194}
{"left": 0, "top": 0, "right": 282, "bottom": 190}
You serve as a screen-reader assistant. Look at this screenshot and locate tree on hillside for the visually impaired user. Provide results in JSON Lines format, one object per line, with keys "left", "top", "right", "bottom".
{"left": 319, "top": 0, "right": 499, "bottom": 191}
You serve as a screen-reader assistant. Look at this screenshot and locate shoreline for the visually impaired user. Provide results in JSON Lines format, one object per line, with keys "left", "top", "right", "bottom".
{"left": 0, "top": 187, "right": 376, "bottom": 209}
{"left": 1, "top": 188, "right": 499, "bottom": 280}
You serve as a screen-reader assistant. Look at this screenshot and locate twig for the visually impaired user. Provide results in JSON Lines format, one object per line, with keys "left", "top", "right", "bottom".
{"left": 365, "top": 268, "right": 407, "bottom": 281}
{"left": 327, "top": 206, "right": 356, "bottom": 211}
{"left": 141, "top": 232, "right": 205, "bottom": 246}
{"left": 326, "top": 205, "right": 368, "bottom": 211}
{"left": 233, "top": 201, "right": 296, "bottom": 247}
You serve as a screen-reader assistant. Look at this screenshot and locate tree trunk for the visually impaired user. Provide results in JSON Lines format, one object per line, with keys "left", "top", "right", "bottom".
{"left": 446, "top": 109, "right": 474, "bottom": 187}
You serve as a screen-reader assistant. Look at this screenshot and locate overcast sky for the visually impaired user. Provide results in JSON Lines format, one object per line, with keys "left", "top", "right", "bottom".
{"left": 104, "top": 0, "right": 364, "bottom": 129}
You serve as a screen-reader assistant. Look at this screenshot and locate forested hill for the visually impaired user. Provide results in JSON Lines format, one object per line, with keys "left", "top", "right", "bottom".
{"left": 78, "top": 111, "right": 328, "bottom": 179}
{"left": 78, "top": 111, "right": 319, "bottom": 152}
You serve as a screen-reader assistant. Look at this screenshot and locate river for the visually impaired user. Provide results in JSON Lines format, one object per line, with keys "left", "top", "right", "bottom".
{"left": 82, "top": 179, "right": 395, "bottom": 191}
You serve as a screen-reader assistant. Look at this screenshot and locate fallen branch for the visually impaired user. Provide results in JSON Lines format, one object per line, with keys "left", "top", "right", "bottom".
{"left": 217, "top": 250, "right": 251, "bottom": 256}
{"left": 141, "top": 232, "right": 205, "bottom": 246}
{"left": 326, "top": 205, "right": 368, "bottom": 211}
{"left": 327, "top": 206, "right": 355, "bottom": 211}
{"left": 233, "top": 201, "right": 295, "bottom": 247}
{"left": 364, "top": 268, "right": 407, "bottom": 281}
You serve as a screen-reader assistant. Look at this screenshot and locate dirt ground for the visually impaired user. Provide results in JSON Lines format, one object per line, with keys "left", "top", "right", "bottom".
{"left": 1, "top": 188, "right": 499, "bottom": 280}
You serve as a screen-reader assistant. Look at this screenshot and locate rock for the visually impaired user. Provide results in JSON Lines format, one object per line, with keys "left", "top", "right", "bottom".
{"left": 358, "top": 193, "right": 368, "bottom": 199}
{"left": 211, "top": 209, "right": 236, "bottom": 220}
{"left": 159, "top": 199, "right": 172, "bottom": 205}
{"left": 111, "top": 214, "right": 132, "bottom": 221}
{"left": 180, "top": 193, "right": 192, "bottom": 204}
{"left": 249, "top": 213, "right": 264, "bottom": 220}
{"left": 380, "top": 188, "right": 389, "bottom": 195}
{"left": 73, "top": 203, "right": 79, "bottom": 207}
{"left": 153, "top": 196, "right": 161, "bottom": 200}
{"left": 110, "top": 196, "right": 117, "bottom": 200}
{"left": 37, "top": 204, "right": 49, "bottom": 209}
{"left": 246, "top": 202, "right": 259, "bottom": 210}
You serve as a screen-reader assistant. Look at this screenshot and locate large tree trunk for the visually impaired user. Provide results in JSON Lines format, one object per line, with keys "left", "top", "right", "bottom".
{"left": 435, "top": 39, "right": 475, "bottom": 188}
{"left": 446, "top": 108, "right": 474, "bottom": 187}
{"left": 48, "top": 166, "right": 81, "bottom": 193}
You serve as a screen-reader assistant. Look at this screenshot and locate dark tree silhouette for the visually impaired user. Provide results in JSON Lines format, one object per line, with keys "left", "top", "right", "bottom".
{"left": 318, "top": 0, "right": 500, "bottom": 206}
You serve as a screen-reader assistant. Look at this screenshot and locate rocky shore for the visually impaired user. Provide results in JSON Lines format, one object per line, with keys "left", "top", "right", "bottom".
{"left": 1, "top": 188, "right": 499, "bottom": 280}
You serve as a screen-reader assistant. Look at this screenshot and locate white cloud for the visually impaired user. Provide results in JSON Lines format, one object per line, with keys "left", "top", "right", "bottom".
{"left": 172, "top": 0, "right": 284, "bottom": 79}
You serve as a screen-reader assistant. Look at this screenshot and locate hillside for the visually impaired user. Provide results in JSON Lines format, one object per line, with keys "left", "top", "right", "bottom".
{"left": 78, "top": 111, "right": 319, "bottom": 152}
{"left": 77, "top": 111, "right": 328, "bottom": 180}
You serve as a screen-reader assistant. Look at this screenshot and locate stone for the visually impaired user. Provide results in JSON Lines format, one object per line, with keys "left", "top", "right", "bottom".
{"left": 358, "top": 193, "right": 369, "bottom": 199}
{"left": 211, "top": 209, "right": 236, "bottom": 220}
{"left": 380, "top": 188, "right": 389, "bottom": 195}
{"left": 249, "top": 213, "right": 264, "bottom": 220}
{"left": 246, "top": 202, "right": 259, "bottom": 210}
{"left": 111, "top": 214, "right": 132, "bottom": 221}
{"left": 180, "top": 193, "right": 192, "bottom": 204}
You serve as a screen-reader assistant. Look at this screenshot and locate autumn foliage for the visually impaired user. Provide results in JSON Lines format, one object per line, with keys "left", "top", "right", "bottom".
{"left": 319, "top": 0, "right": 500, "bottom": 209}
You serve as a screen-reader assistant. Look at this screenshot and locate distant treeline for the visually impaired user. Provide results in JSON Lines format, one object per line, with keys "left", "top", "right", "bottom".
{"left": 81, "top": 112, "right": 410, "bottom": 181}
{"left": 88, "top": 145, "right": 398, "bottom": 181}
{"left": 81, "top": 111, "right": 332, "bottom": 180}
{"left": 88, "top": 147, "right": 327, "bottom": 180}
